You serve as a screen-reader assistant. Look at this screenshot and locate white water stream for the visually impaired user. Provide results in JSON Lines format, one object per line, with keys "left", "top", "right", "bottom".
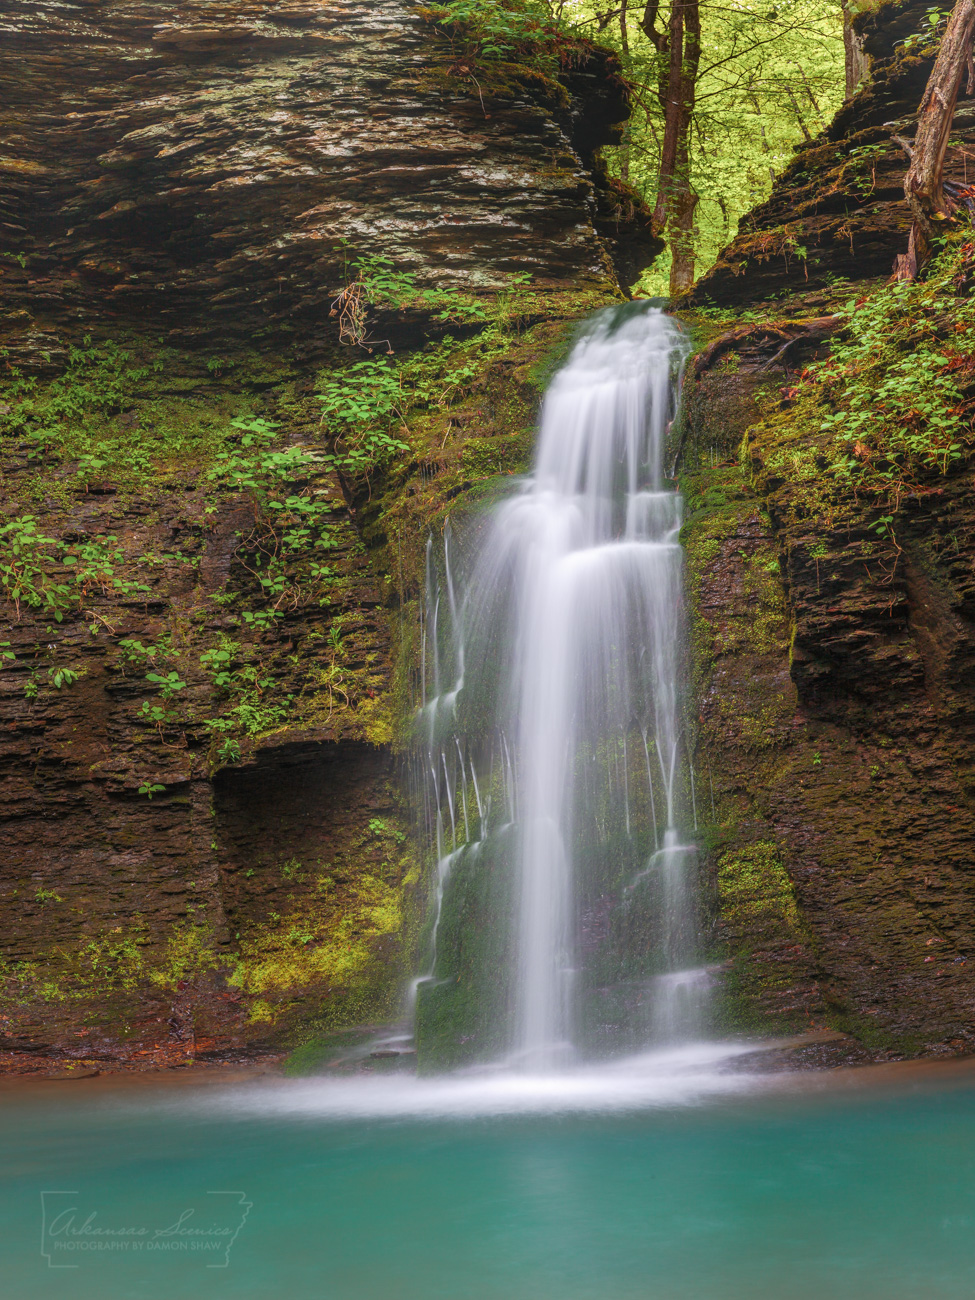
{"left": 416, "top": 306, "right": 705, "bottom": 1069}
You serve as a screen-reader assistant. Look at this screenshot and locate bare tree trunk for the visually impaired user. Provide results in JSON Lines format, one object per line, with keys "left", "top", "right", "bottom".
{"left": 643, "top": 0, "right": 700, "bottom": 293}
{"left": 894, "top": 0, "right": 975, "bottom": 279}
{"left": 786, "top": 87, "right": 814, "bottom": 143}
{"left": 843, "top": 2, "right": 869, "bottom": 100}
{"left": 619, "top": 0, "right": 631, "bottom": 182}
{"left": 668, "top": 185, "right": 699, "bottom": 294}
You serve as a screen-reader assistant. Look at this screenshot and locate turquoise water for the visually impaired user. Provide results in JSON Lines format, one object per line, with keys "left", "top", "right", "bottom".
{"left": 3, "top": 1061, "right": 975, "bottom": 1300}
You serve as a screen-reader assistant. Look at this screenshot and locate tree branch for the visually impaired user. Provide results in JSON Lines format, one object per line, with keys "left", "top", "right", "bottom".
{"left": 895, "top": 0, "right": 975, "bottom": 280}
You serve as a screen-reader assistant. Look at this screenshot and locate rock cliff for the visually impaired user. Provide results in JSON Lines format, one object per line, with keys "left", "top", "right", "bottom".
{"left": 0, "top": 0, "right": 655, "bottom": 1071}
{"left": 681, "top": 0, "right": 975, "bottom": 1062}
{"left": 0, "top": 0, "right": 654, "bottom": 345}
{"left": 6, "top": 0, "right": 974, "bottom": 1076}
{"left": 692, "top": 1, "right": 962, "bottom": 303}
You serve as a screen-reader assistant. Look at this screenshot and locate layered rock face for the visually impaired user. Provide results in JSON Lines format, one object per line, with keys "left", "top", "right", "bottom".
{"left": 692, "top": 0, "right": 961, "bottom": 304}
{"left": 0, "top": 0, "right": 653, "bottom": 346}
{"left": 12, "top": 0, "right": 973, "bottom": 1074}
{"left": 0, "top": 2, "right": 653, "bottom": 1070}
{"left": 680, "top": 0, "right": 975, "bottom": 1060}
{"left": 683, "top": 415, "right": 975, "bottom": 1060}
{"left": 0, "top": 364, "right": 406, "bottom": 1067}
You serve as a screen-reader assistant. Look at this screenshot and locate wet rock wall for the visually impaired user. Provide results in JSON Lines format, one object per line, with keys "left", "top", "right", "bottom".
{"left": 0, "top": 0, "right": 655, "bottom": 346}
{"left": 0, "top": 1, "right": 653, "bottom": 1070}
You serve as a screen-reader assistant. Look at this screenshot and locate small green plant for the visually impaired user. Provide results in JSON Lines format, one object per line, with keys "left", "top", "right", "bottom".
{"left": 873, "top": 515, "right": 895, "bottom": 539}
{"left": 202, "top": 641, "right": 291, "bottom": 760}
{"left": 208, "top": 417, "right": 346, "bottom": 607}
{"left": 139, "top": 701, "right": 173, "bottom": 732}
{"left": 75, "top": 451, "right": 108, "bottom": 485}
{"left": 328, "top": 247, "right": 490, "bottom": 349}
{"left": 316, "top": 360, "right": 412, "bottom": 471}
{"left": 845, "top": 142, "right": 890, "bottom": 199}
{"left": 138, "top": 782, "right": 165, "bottom": 800}
{"left": 822, "top": 270, "right": 971, "bottom": 485}
{"left": 62, "top": 535, "right": 149, "bottom": 602}
{"left": 0, "top": 515, "right": 70, "bottom": 620}
{"left": 118, "top": 638, "right": 165, "bottom": 665}
{"left": 755, "top": 239, "right": 975, "bottom": 519}
{"left": 896, "top": 6, "right": 949, "bottom": 51}
{"left": 369, "top": 817, "right": 407, "bottom": 844}
{"left": 240, "top": 608, "right": 282, "bottom": 631}
{"left": 0, "top": 517, "right": 150, "bottom": 622}
{"left": 200, "top": 643, "right": 238, "bottom": 690}
{"left": 210, "top": 417, "right": 315, "bottom": 493}
{"left": 47, "top": 666, "right": 80, "bottom": 690}
{"left": 146, "top": 670, "right": 186, "bottom": 699}
{"left": 34, "top": 889, "right": 64, "bottom": 903}
{"left": 422, "top": 0, "right": 560, "bottom": 73}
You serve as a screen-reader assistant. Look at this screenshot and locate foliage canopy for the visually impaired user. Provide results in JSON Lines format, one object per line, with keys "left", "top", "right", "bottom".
{"left": 568, "top": 0, "right": 846, "bottom": 293}
{"left": 426, "top": 0, "right": 846, "bottom": 293}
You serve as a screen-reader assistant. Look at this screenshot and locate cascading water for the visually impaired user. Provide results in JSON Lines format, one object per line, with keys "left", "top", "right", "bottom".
{"left": 415, "top": 305, "right": 706, "bottom": 1071}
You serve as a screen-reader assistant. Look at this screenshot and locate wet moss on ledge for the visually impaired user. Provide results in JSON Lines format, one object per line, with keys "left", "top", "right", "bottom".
{"left": 679, "top": 242, "right": 975, "bottom": 1059}
{"left": 715, "top": 840, "right": 811, "bottom": 1034}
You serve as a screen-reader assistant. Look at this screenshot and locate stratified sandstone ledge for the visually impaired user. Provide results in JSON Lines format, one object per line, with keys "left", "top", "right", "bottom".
{"left": 0, "top": 0, "right": 658, "bottom": 347}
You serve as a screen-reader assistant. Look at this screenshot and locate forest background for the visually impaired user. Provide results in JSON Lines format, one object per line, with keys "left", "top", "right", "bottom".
{"left": 434, "top": 0, "right": 861, "bottom": 294}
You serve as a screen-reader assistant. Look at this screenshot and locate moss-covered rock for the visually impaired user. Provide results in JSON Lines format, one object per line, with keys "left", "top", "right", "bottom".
{"left": 0, "top": 0, "right": 650, "bottom": 1073}
{"left": 679, "top": 243, "right": 975, "bottom": 1062}
{"left": 690, "top": 0, "right": 943, "bottom": 308}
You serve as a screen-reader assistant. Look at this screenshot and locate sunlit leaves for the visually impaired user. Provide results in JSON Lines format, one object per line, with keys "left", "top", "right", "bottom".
{"left": 561, "top": 0, "right": 845, "bottom": 289}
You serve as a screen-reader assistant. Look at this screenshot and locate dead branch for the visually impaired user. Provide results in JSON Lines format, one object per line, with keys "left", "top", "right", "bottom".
{"left": 328, "top": 276, "right": 393, "bottom": 353}
{"left": 894, "top": 0, "right": 975, "bottom": 280}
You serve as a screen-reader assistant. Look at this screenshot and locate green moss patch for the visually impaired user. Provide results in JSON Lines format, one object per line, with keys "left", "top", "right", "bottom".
{"left": 718, "top": 841, "right": 802, "bottom": 937}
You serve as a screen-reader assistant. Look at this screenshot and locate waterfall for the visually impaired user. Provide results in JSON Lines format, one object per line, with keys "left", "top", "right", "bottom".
{"left": 416, "top": 305, "right": 705, "bottom": 1071}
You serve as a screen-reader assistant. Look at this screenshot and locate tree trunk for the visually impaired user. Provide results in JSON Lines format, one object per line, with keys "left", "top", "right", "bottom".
{"left": 619, "top": 0, "right": 631, "bottom": 182}
{"left": 843, "top": 2, "right": 869, "bottom": 101}
{"left": 894, "top": 0, "right": 975, "bottom": 279}
{"left": 657, "top": 4, "right": 698, "bottom": 231}
{"left": 668, "top": 185, "right": 699, "bottom": 294}
{"left": 643, "top": 0, "right": 701, "bottom": 292}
